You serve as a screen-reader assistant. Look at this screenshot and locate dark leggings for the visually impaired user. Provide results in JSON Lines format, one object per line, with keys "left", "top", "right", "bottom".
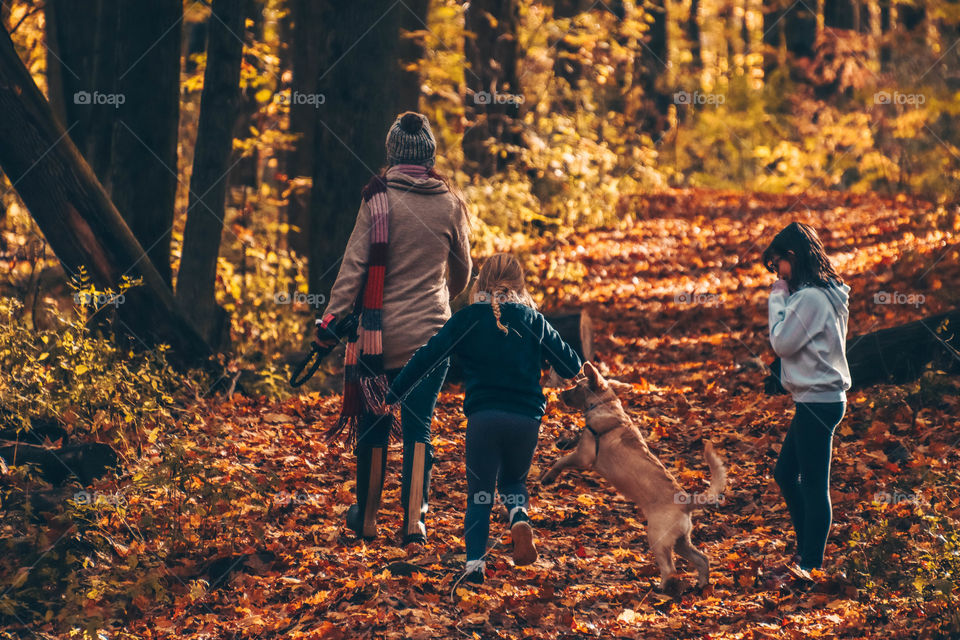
{"left": 464, "top": 409, "right": 541, "bottom": 561}
{"left": 773, "top": 401, "right": 846, "bottom": 569}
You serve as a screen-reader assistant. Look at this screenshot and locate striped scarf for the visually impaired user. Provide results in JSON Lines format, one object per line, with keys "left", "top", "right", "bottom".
{"left": 325, "top": 165, "right": 447, "bottom": 444}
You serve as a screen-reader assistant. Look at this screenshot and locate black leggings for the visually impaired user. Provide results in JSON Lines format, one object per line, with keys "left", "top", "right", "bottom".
{"left": 464, "top": 409, "right": 540, "bottom": 561}
{"left": 773, "top": 401, "right": 846, "bottom": 569}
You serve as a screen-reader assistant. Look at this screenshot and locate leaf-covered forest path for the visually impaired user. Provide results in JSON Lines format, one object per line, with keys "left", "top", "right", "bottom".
{"left": 110, "top": 190, "right": 959, "bottom": 639}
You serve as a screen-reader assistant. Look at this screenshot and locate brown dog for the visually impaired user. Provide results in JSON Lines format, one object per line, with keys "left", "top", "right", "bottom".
{"left": 540, "top": 362, "right": 726, "bottom": 594}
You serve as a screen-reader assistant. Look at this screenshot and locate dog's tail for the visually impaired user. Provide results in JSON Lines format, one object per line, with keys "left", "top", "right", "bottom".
{"left": 685, "top": 441, "right": 727, "bottom": 512}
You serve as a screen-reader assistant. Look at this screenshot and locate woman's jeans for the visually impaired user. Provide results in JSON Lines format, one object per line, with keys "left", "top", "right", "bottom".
{"left": 773, "top": 401, "right": 846, "bottom": 569}
{"left": 464, "top": 409, "right": 541, "bottom": 561}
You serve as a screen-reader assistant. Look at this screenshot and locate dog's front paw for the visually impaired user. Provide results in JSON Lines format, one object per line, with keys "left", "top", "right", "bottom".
{"left": 659, "top": 576, "right": 684, "bottom": 598}
{"left": 539, "top": 471, "right": 556, "bottom": 486}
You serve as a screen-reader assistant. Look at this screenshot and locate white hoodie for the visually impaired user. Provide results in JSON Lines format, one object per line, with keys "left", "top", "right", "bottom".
{"left": 768, "top": 282, "right": 852, "bottom": 403}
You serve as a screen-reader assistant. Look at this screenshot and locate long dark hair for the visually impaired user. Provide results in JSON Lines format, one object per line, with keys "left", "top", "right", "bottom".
{"left": 761, "top": 222, "right": 843, "bottom": 289}
{"left": 427, "top": 167, "right": 469, "bottom": 219}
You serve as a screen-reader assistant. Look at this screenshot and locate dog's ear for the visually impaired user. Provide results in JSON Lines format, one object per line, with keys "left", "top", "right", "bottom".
{"left": 606, "top": 379, "right": 633, "bottom": 394}
{"left": 584, "top": 361, "right": 607, "bottom": 390}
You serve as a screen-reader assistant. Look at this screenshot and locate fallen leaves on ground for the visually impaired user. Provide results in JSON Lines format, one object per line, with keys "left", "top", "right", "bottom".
{"left": 19, "top": 189, "right": 960, "bottom": 639}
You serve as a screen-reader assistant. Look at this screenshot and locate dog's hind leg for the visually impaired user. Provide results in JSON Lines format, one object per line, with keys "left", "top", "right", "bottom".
{"left": 648, "top": 525, "right": 681, "bottom": 595}
{"left": 652, "top": 542, "right": 681, "bottom": 595}
{"left": 675, "top": 533, "right": 710, "bottom": 587}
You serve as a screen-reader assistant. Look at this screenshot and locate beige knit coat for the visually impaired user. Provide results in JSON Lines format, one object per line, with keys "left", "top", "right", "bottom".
{"left": 325, "top": 167, "right": 472, "bottom": 370}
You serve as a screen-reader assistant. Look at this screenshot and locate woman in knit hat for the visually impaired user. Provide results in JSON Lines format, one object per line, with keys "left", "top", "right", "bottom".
{"left": 316, "top": 111, "right": 472, "bottom": 547}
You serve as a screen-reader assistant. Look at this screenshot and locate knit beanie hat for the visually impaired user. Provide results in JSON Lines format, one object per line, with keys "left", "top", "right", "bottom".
{"left": 385, "top": 112, "right": 436, "bottom": 167}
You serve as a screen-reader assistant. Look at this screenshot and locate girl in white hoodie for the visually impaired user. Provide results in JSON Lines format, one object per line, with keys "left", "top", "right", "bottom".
{"left": 763, "top": 222, "right": 851, "bottom": 575}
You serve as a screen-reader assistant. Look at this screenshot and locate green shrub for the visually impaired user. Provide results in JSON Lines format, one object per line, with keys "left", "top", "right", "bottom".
{"left": 0, "top": 275, "right": 186, "bottom": 449}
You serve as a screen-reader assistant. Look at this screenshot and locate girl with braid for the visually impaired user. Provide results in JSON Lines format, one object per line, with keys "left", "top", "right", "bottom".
{"left": 387, "top": 254, "right": 583, "bottom": 584}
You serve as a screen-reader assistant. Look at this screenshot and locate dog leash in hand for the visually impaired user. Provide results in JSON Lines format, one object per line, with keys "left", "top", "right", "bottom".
{"left": 289, "top": 341, "right": 328, "bottom": 387}
{"left": 289, "top": 311, "right": 361, "bottom": 388}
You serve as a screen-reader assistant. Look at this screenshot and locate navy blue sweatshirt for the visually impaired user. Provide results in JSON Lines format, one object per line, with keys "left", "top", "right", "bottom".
{"left": 386, "top": 302, "right": 583, "bottom": 419}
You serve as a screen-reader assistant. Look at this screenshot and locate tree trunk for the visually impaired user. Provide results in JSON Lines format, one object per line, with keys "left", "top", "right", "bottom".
{"left": 45, "top": 0, "right": 119, "bottom": 179}
{"left": 108, "top": 0, "right": 182, "bottom": 286}
{"left": 545, "top": 309, "right": 595, "bottom": 362}
{"left": 463, "top": 0, "right": 522, "bottom": 176}
{"left": 0, "top": 24, "right": 211, "bottom": 365}
{"left": 176, "top": 0, "right": 245, "bottom": 347}
{"left": 551, "top": 0, "right": 594, "bottom": 18}
{"left": 286, "top": 0, "right": 322, "bottom": 256}
{"left": 847, "top": 309, "right": 960, "bottom": 389}
{"left": 763, "top": 0, "right": 817, "bottom": 60}
{"left": 866, "top": 0, "right": 880, "bottom": 68}
{"left": 669, "top": 0, "right": 693, "bottom": 87}
{"left": 397, "top": 0, "right": 428, "bottom": 111}
{"left": 824, "top": 0, "right": 853, "bottom": 30}
{"left": 309, "top": 3, "right": 403, "bottom": 298}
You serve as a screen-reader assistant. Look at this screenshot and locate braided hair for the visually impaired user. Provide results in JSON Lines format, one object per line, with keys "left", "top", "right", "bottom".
{"left": 761, "top": 222, "right": 843, "bottom": 290}
{"left": 474, "top": 253, "right": 536, "bottom": 334}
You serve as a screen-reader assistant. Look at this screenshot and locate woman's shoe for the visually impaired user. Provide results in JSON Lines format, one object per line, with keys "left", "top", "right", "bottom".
{"left": 346, "top": 445, "right": 386, "bottom": 539}
{"left": 345, "top": 504, "right": 375, "bottom": 540}
{"left": 401, "top": 533, "right": 427, "bottom": 548}
{"left": 509, "top": 508, "right": 538, "bottom": 566}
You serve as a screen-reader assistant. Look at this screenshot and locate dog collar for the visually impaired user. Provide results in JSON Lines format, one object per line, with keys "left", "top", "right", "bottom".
{"left": 585, "top": 424, "right": 603, "bottom": 459}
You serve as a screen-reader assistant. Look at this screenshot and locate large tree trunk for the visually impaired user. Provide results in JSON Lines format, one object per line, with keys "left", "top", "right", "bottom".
{"left": 46, "top": 0, "right": 180, "bottom": 285}
{"left": 847, "top": 309, "right": 960, "bottom": 389}
{"left": 108, "top": 0, "right": 182, "bottom": 286}
{"left": 176, "top": 0, "right": 245, "bottom": 347}
{"left": 45, "top": 0, "right": 119, "bottom": 179}
{"left": 0, "top": 24, "right": 211, "bottom": 365}
{"left": 285, "top": 0, "right": 322, "bottom": 256}
{"left": 463, "top": 0, "right": 522, "bottom": 176}
{"left": 397, "top": 0, "right": 428, "bottom": 112}
{"left": 309, "top": 3, "right": 403, "bottom": 298}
